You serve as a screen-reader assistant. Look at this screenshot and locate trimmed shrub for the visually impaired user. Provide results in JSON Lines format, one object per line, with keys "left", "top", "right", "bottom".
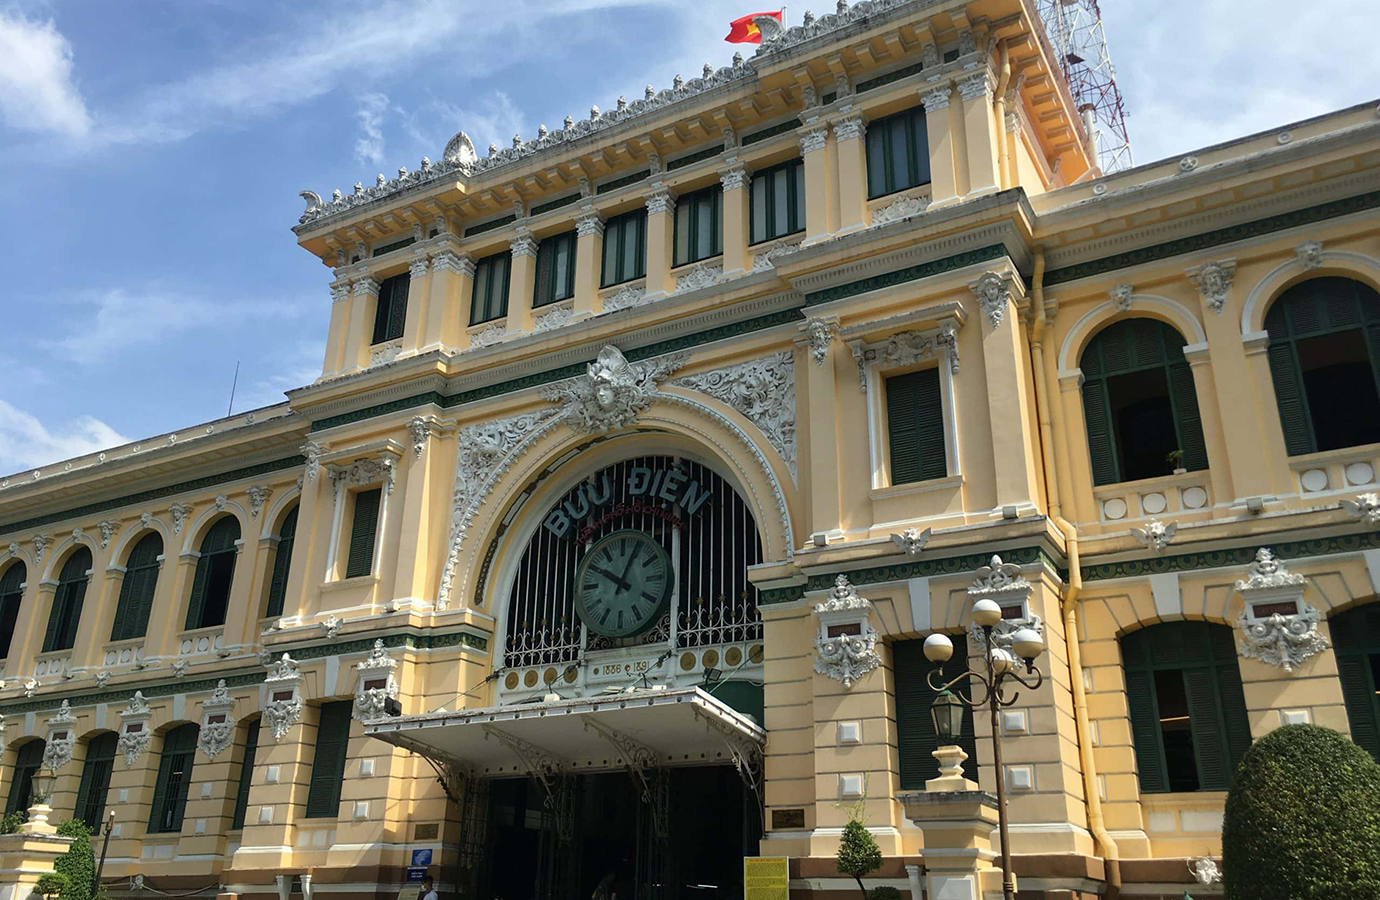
{"left": 1223, "top": 724, "right": 1380, "bottom": 899}
{"left": 868, "top": 887, "right": 902, "bottom": 900}
{"left": 54, "top": 820, "right": 95, "bottom": 900}
{"left": 34, "top": 873, "right": 70, "bottom": 899}
{"left": 837, "top": 819, "right": 882, "bottom": 900}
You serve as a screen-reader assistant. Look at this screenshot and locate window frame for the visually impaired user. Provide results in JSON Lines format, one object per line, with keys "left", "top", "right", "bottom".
{"left": 148, "top": 724, "right": 199, "bottom": 833}
{"left": 855, "top": 329, "right": 961, "bottom": 491}
{"left": 369, "top": 273, "right": 411, "bottom": 345}
{"left": 230, "top": 718, "right": 261, "bottom": 830}
{"left": 894, "top": 635, "right": 978, "bottom": 789}
{"left": 865, "top": 105, "right": 931, "bottom": 200}
{"left": 533, "top": 230, "right": 578, "bottom": 308}
{"left": 600, "top": 209, "right": 647, "bottom": 288}
{"left": 304, "top": 701, "right": 354, "bottom": 819}
{"left": 1331, "top": 604, "right": 1380, "bottom": 764}
{"left": 0, "top": 561, "right": 26, "bottom": 659}
{"left": 5, "top": 740, "right": 45, "bottom": 816}
{"left": 343, "top": 487, "right": 383, "bottom": 580}
{"left": 673, "top": 185, "right": 723, "bottom": 268}
{"left": 469, "top": 252, "right": 512, "bottom": 326}
{"left": 75, "top": 732, "right": 118, "bottom": 830}
{"left": 185, "top": 516, "right": 241, "bottom": 632}
{"left": 263, "top": 506, "right": 298, "bottom": 619}
{"left": 749, "top": 158, "right": 806, "bottom": 245}
{"left": 110, "top": 533, "right": 163, "bottom": 643}
{"left": 44, "top": 548, "right": 92, "bottom": 653}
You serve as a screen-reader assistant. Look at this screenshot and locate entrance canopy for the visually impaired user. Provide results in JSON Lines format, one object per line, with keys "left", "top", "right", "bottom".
{"left": 364, "top": 686, "right": 764, "bottom": 782}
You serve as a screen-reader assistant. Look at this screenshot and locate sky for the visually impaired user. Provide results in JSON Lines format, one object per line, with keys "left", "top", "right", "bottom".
{"left": 0, "top": 0, "right": 1375, "bottom": 477}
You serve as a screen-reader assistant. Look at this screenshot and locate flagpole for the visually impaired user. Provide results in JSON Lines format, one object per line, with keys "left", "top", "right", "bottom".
{"left": 781, "top": 4, "right": 787, "bottom": 25}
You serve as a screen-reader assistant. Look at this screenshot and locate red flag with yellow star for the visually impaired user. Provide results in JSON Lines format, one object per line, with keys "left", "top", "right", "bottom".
{"left": 725, "top": 10, "right": 782, "bottom": 44}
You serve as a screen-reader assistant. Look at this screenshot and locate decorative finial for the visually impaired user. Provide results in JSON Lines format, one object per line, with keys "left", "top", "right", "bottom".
{"left": 512, "top": 133, "right": 522, "bottom": 148}
{"left": 804, "top": 10, "right": 815, "bottom": 25}
{"left": 537, "top": 124, "right": 547, "bottom": 138}
{"left": 332, "top": 189, "right": 342, "bottom": 201}
{"left": 488, "top": 143, "right": 498, "bottom": 155}
{"left": 837, "top": 0, "right": 847, "bottom": 12}
{"left": 564, "top": 115, "right": 574, "bottom": 129}
{"left": 376, "top": 173, "right": 386, "bottom": 187}
{"left": 703, "top": 63, "right": 713, "bottom": 78}
{"left": 673, "top": 74, "right": 684, "bottom": 90}
{"left": 421, "top": 156, "right": 431, "bottom": 169}
{"left": 733, "top": 51, "right": 743, "bottom": 65}
{"left": 590, "top": 105, "right": 600, "bottom": 119}
{"left": 398, "top": 166, "right": 407, "bottom": 178}
{"left": 353, "top": 182, "right": 363, "bottom": 194}
{"left": 617, "top": 96, "right": 627, "bottom": 111}
{"left": 645, "top": 85, "right": 655, "bottom": 100}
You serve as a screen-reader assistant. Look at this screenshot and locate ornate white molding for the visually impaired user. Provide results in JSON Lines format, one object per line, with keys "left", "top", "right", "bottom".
{"left": 803, "top": 317, "right": 836, "bottom": 366}
{"left": 813, "top": 575, "right": 880, "bottom": 689}
{"left": 539, "top": 345, "right": 686, "bottom": 434}
{"left": 602, "top": 284, "right": 648, "bottom": 312}
{"left": 510, "top": 230, "right": 538, "bottom": 259}
{"left": 322, "top": 615, "right": 342, "bottom": 639}
{"left": 871, "top": 193, "right": 928, "bottom": 227}
{"left": 247, "top": 485, "right": 274, "bottom": 519}
{"left": 1187, "top": 259, "right": 1237, "bottom": 314}
{"left": 409, "top": 257, "right": 430, "bottom": 279}
{"left": 352, "top": 277, "right": 380, "bottom": 298}
{"left": 575, "top": 211, "right": 605, "bottom": 238}
{"left": 118, "top": 692, "right": 153, "bottom": 765}
{"left": 958, "top": 71, "right": 994, "bottom": 102}
{"left": 890, "top": 527, "right": 932, "bottom": 555}
{"left": 798, "top": 125, "right": 829, "bottom": 155}
{"left": 354, "top": 639, "right": 400, "bottom": 722}
{"left": 169, "top": 503, "right": 194, "bottom": 537}
{"left": 407, "top": 416, "right": 431, "bottom": 459}
{"left": 1110, "top": 284, "right": 1134, "bottom": 312}
{"left": 833, "top": 114, "right": 865, "bottom": 142}
{"left": 719, "top": 164, "right": 750, "bottom": 192}
{"left": 849, "top": 322, "right": 960, "bottom": 393}
{"left": 97, "top": 520, "right": 117, "bottom": 549}
{"left": 327, "top": 454, "right": 398, "bottom": 499}
{"left": 645, "top": 186, "right": 676, "bottom": 216}
{"left": 301, "top": 441, "right": 323, "bottom": 482}
{"left": 675, "top": 263, "right": 722, "bottom": 293}
{"left": 968, "top": 271, "right": 1013, "bottom": 328}
{"left": 920, "top": 85, "right": 952, "bottom": 112}
{"left": 1131, "top": 520, "right": 1177, "bottom": 553}
{"left": 752, "top": 241, "right": 802, "bottom": 270}
{"left": 431, "top": 251, "right": 474, "bottom": 277}
{"left": 1233, "top": 549, "right": 1326, "bottom": 673}
{"left": 263, "top": 653, "right": 305, "bottom": 739}
{"left": 43, "top": 700, "right": 77, "bottom": 771}
{"left": 969, "top": 554, "right": 1033, "bottom": 602}
{"left": 1343, "top": 492, "right": 1380, "bottom": 524}
{"left": 32, "top": 533, "right": 52, "bottom": 563}
{"left": 671, "top": 352, "right": 797, "bottom": 478}
{"left": 1295, "top": 241, "right": 1324, "bottom": 270}
{"left": 469, "top": 323, "right": 506, "bottom": 349}
{"left": 370, "top": 339, "right": 402, "bottom": 367}
{"left": 197, "top": 679, "right": 237, "bottom": 759}
{"left": 533, "top": 306, "right": 575, "bottom": 332}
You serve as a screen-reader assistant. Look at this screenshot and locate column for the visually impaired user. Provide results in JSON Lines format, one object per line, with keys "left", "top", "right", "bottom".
{"left": 644, "top": 186, "right": 676, "bottom": 298}
{"left": 423, "top": 250, "right": 474, "bottom": 352}
{"left": 399, "top": 253, "right": 431, "bottom": 357}
{"left": 833, "top": 113, "right": 869, "bottom": 234}
{"left": 959, "top": 70, "right": 1001, "bottom": 198}
{"left": 972, "top": 271, "right": 1041, "bottom": 512}
{"left": 281, "top": 457, "right": 327, "bottom": 621}
{"left": 320, "top": 280, "right": 352, "bottom": 377}
{"left": 1181, "top": 344, "right": 1237, "bottom": 506}
{"left": 391, "top": 423, "right": 440, "bottom": 606}
{"left": 798, "top": 123, "right": 834, "bottom": 246}
{"left": 505, "top": 228, "right": 538, "bottom": 333}
{"left": 719, "top": 163, "right": 751, "bottom": 276}
{"left": 233, "top": 706, "right": 317, "bottom": 871}
{"left": 341, "top": 276, "right": 379, "bottom": 373}
{"left": 799, "top": 319, "right": 843, "bottom": 543}
{"left": 921, "top": 83, "right": 961, "bottom": 208}
{"left": 573, "top": 209, "right": 606, "bottom": 317}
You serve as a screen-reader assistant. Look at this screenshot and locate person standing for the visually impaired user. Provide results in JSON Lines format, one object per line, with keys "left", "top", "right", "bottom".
{"left": 420, "top": 875, "right": 438, "bottom": 900}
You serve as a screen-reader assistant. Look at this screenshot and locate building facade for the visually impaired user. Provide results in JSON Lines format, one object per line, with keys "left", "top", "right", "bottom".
{"left": 2, "top": 1, "right": 1380, "bottom": 898}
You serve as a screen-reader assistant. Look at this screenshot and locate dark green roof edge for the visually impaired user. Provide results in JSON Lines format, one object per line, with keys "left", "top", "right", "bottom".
{"left": 0, "top": 455, "right": 306, "bottom": 538}
{"left": 1045, "top": 190, "right": 1380, "bottom": 286}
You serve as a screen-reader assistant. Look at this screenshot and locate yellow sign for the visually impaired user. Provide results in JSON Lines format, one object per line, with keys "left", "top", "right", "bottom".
{"left": 744, "top": 856, "right": 789, "bottom": 900}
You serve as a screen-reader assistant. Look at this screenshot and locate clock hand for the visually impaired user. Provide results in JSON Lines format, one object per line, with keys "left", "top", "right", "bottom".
{"left": 615, "top": 546, "right": 639, "bottom": 592}
{"left": 589, "top": 565, "right": 631, "bottom": 592}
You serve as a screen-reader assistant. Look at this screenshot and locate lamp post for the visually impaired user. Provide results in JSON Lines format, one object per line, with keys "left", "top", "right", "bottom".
{"left": 95, "top": 810, "right": 116, "bottom": 887}
{"left": 923, "top": 599, "right": 1045, "bottom": 900}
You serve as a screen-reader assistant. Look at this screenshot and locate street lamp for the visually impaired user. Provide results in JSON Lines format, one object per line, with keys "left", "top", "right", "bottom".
{"left": 923, "top": 609, "right": 1045, "bottom": 900}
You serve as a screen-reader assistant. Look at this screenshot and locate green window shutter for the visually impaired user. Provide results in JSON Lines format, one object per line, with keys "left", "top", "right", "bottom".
{"left": 231, "top": 720, "right": 261, "bottom": 829}
{"left": 265, "top": 508, "right": 298, "bottom": 618}
{"left": 886, "top": 369, "right": 947, "bottom": 485}
{"left": 344, "top": 489, "right": 382, "bottom": 579}
{"left": 184, "top": 553, "right": 212, "bottom": 631}
{"left": 305, "top": 702, "right": 354, "bottom": 818}
{"left": 0, "top": 562, "right": 24, "bottom": 657}
{"left": 75, "top": 733, "right": 117, "bottom": 829}
{"left": 1081, "top": 378, "right": 1120, "bottom": 486}
{"left": 6, "top": 742, "right": 45, "bottom": 815}
{"left": 1166, "top": 360, "right": 1209, "bottom": 471}
{"left": 43, "top": 587, "right": 65, "bottom": 653}
{"left": 1122, "top": 665, "right": 1168, "bottom": 794}
{"left": 386, "top": 276, "right": 409, "bottom": 341}
{"left": 370, "top": 281, "right": 391, "bottom": 344}
{"left": 1338, "top": 653, "right": 1380, "bottom": 763}
{"left": 1184, "top": 667, "right": 1232, "bottom": 790}
{"left": 133, "top": 561, "right": 160, "bottom": 641}
{"left": 112, "top": 535, "right": 161, "bottom": 642}
{"left": 533, "top": 236, "right": 556, "bottom": 307}
{"left": 894, "top": 638, "right": 976, "bottom": 789}
{"left": 1265, "top": 340, "right": 1314, "bottom": 456}
{"left": 149, "top": 725, "right": 198, "bottom": 833}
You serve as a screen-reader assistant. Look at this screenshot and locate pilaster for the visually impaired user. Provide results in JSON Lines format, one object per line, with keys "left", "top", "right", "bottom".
{"left": 798, "top": 319, "right": 844, "bottom": 543}
{"left": 280, "top": 457, "right": 326, "bottom": 623}
{"left": 833, "top": 113, "right": 869, "bottom": 234}
{"left": 798, "top": 123, "right": 835, "bottom": 246}
{"left": 424, "top": 250, "right": 474, "bottom": 352}
{"left": 505, "top": 229, "right": 539, "bottom": 334}
{"left": 321, "top": 280, "right": 352, "bottom": 378}
{"left": 958, "top": 69, "right": 1001, "bottom": 198}
{"left": 719, "top": 163, "right": 751, "bottom": 276}
{"left": 398, "top": 253, "right": 431, "bottom": 357}
{"left": 921, "top": 83, "right": 961, "bottom": 207}
{"left": 341, "top": 277, "right": 380, "bottom": 373}
{"left": 391, "top": 419, "right": 449, "bottom": 607}
{"left": 574, "top": 210, "right": 606, "bottom": 317}
{"left": 644, "top": 186, "right": 677, "bottom": 298}
{"left": 970, "top": 271, "right": 1040, "bottom": 512}
{"left": 233, "top": 703, "right": 318, "bottom": 871}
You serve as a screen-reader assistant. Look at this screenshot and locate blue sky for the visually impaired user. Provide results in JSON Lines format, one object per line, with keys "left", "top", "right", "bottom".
{"left": 0, "top": 0, "right": 1375, "bottom": 476}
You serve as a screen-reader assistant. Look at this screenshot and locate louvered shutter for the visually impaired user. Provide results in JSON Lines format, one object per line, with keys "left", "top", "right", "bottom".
{"left": 1184, "top": 667, "right": 1232, "bottom": 790}
{"left": 370, "top": 284, "right": 391, "bottom": 345}
{"left": 894, "top": 638, "right": 976, "bottom": 789}
{"left": 886, "top": 373, "right": 922, "bottom": 484}
{"left": 43, "top": 588, "right": 65, "bottom": 652}
{"left": 112, "top": 536, "right": 160, "bottom": 642}
{"left": 1081, "top": 379, "right": 1119, "bottom": 486}
{"left": 915, "top": 367, "right": 948, "bottom": 480}
{"left": 110, "top": 571, "right": 133, "bottom": 642}
{"left": 1123, "top": 665, "right": 1168, "bottom": 794}
{"left": 386, "top": 276, "right": 409, "bottom": 341}
{"left": 6, "top": 742, "right": 44, "bottom": 815}
{"left": 75, "top": 733, "right": 116, "bottom": 829}
{"left": 1338, "top": 653, "right": 1380, "bottom": 763}
{"left": 1166, "top": 359, "right": 1209, "bottom": 471}
{"left": 147, "top": 748, "right": 176, "bottom": 831}
{"left": 1211, "top": 628, "right": 1253, "bottom": 778}
{"left": 184, "top": 553, "right": 212, "bottom": 631}
{"left": 265, "top": 509, "right": 298, "bottom": 618}
{"left": 533, "top": 239, "right": 555, "bottom": 307}
{"left": 344, "top": 489, "right": 382, "bottom": 579}
{"left": 305, "top": 702, "right": 353, "bottom": 818}
{"left": 134, "top": 561, "right": 159, "bottom": 640}
{"left": 232, "top": 720, "right": 261, "bottom": 829}
{"left": 1266, "top": 340, "right": 1313, "bottom": 456}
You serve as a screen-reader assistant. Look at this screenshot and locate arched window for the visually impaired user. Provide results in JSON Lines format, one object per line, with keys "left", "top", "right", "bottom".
{"left": 1332, "top": 604, "right": 1380, "bottom": 764}
{"left": 111, "top": 533, "right": 163, "bottom": 642}
{"left": 264, "top": 506, "right": 298, "bottom": 619}
{"left": 1121, "top": 621, "right": 1252, "bottom": 793}
{"left": 43, "top": 548, "right": 92, "bottom": 653}
{"left": 1265, "top": 277, "right": 1380, "bottom": 455}
{"left": 894, "top": 635, "right": 978, "bottom": 788}
{"left": 4, "top": 740, "right": 45, "bottom": 816}
{"left": 0, "top": 561, "right": 25, "bottom": 659}
{"left": 75, "top": 732, "right": 117, "bottom": 829}
{"left": 1081, "top": 318, "right": 1209, "bottom": 485}
{"left": 186, "top": 517, "right": 240, "bottom": 631}
{"left": 148, "top": 724, "right": 198, "bottom": 833}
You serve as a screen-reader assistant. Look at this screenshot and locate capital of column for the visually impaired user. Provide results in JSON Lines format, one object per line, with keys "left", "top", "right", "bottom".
{"left": 719, "top": 163, "right": 750, "bottom": 192}
{"left": 330, "top": 281, "right": 351, "bottom": 304}
{"left": 833, "top": 114, "right": 866, "bottom": 142}
{"left": 798, "top": 124, "right": 830, "bottom": 155}
{"left": 576, "top": 210, "right": 606, "bottom": 238}
{"left": 409, "top": 256, "right": 430, "bottom": 279}
{"left": 352, "top": 276, "right": 380, "bottom": 298}
{"left": 920, "top": 83, "right": 953, "bottom": 112}
{"left": 510, "top": 228, "right": 538, "bottom": 259}
{"left": 645, "top": 185, "right": 676, "bottom": 216}
{"left": 431, "top": 250, "right": 475, "bottom": 278}
{"left": 958, "top": 70, "right": 996, "bottom": 103}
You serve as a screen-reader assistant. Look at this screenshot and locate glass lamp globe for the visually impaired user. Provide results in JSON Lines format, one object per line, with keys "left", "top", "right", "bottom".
{"left": 989, "top": 647, "right": 1015, "bottom": 676}
{"left": 971, "top": 598, "right": 1002, "bottom": 627}
{"left": 923, "top": 633, "right": 954, "bottom": 663}
{"left": 1012, "top": 628, "right": 1044, "bottom": 661}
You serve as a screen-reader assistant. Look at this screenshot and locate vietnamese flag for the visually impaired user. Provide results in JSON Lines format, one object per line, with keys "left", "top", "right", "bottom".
{"left": 725, "top": 10, "right": 782, "bottom": 44}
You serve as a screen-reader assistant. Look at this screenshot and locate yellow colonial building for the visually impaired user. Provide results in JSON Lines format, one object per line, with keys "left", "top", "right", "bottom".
{"left": 2, "top": 1, "right": 1379, "bottom": 898}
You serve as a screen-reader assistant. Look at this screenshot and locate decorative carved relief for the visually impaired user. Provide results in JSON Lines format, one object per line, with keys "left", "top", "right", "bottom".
{"left": 813, "top": 575, "right": 880, "bottom": 689}
{"left": 798, "top": 125, "right": 829, "bottom": 154}
{"left": 301, "top": 441, "right": 323, "bottom": 482}
{"left": 1343, "top": 492, "right": 1380, "bottom": 524}
{"left": 247, "top": 485, "right": 273, "bottom": 519}
{"left": 322, "top": 615, "right": 342, "bottom": 639}
{"left": 42, "top": 701, "right": 77, "bottom": 770}
{"left": 672, "top": 352, "right": 797, "bottom": 478}
{"left": 968, "top": 272, "right": 1013, "bottom": 328}
{"left": 752, "top": 241, "right": 802, "bottom": 270}
{"left": 1295, "top": 241, "right": 1324, "bottom": 270}
{"left": 871, "top": 193, "right": 928, "bottom": 227}
{"left": 803, "top": 318, "right": 836, "bottom": 366}
{"left": 354, "top": 639, "right": 400, "bottom": 722}
{"left": 407, "top": 417, "right": 431, "bottom": 458}
{"left": 602, "top": 284, "right": 648, "bottom": 312}
{"left": 890, "top": 527, "right": 932, "bottom": 555}
{"left": 1110, "top": 284, "right": 1134, "bottom": 311}
{"left": 262, "top": 653, "right": 305, "bottom": 739}
{"left": 197, "top": 680, "right": 237, "bottom": 759}
{"left": 97, "top": 521, "right": 117, "bottom": 549}
{"left": 118, "top": 692, "right": 153, "bottom": 765}
{"left": 675, "top": 263, "right": 722, "bottom": 293}
{"left": 1234, "top": 549, "right": 1327, "bottom": 673}
{"left": 533, "top": 306, "right": 575, "bottom": 332}
{"left": 1131, "top": 520, "right": 1177, "bottom": 553}
{"left": 468, "top": 324, "right": 506, "bottom": 349}
{"left": 32, "top": 533, "right": 52, "bottom": 563}
{"left": 328, "top": 455, "right": 397, "bottom": 499}
{"left": 1187, "top": 259, "right": 1237, "bottom": 314}
{"left": 169, "top": 503, "right": 194, "bottom": 536}
{"left": 539, "top": 345, "right": 685, "bottom": 434}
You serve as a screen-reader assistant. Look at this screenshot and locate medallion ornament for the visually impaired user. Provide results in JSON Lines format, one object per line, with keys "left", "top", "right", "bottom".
{"left": 968, "top": 271, "right": 1014, "bottom": 329}
{"left": 813, "top": 575, "right": 880, "bottom": 689}
{"left": 1131, "top": 519, "right": 1177, "bottom": 553}
{"left": 354, "top": 639, "right": 401, "bottom": 722}
{"left": 1187, "top": 259, "right": 1237, "bottom": 314}
{"left": 540, "top": 345, "right": 686, "bottom": 434}
{"left": 803, "top": 318, "right": 836, "bottom": 366}
{"left": 890, "top": 527, "right": 932, "bottom": 555}
{"left": 1234, "top": 549, "right": 1326, "bottom": 673}
{"left": 197, "top": 680, "right": 237, "bottom": 759}
{"left": 118, "top": 692, "right": 153, "bottom": 765}
{"left": 263, "top": 653, "right": 305, "bottom": 739}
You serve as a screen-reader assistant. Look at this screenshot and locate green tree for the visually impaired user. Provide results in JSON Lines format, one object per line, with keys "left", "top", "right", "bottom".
{"left": 1223, "top": 724, "right": 1380, "bottom": 899}
{"left": 34, "top": 873, "right": 70, "bottom": 899}
{"left": 54, "top": 820, "right": 95, "bottom": 900}
{"left": 0, "top": 811, "right": 25, "bottom": 834}
{"left": 837, "top": 819, "right": 882, "bottom": 900}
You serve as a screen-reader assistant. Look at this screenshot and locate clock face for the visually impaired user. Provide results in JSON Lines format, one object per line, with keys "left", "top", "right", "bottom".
{"left": 575, "top": 530, "right": 673, "bottom": 638}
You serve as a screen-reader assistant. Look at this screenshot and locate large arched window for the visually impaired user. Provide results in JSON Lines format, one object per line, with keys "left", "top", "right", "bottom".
{"left": 186, "top": 517, "right": 240, "bottom": 631}
{"left": 1332, "top": 604, "right": 1380, "bottom": 764}
{"left": 0, "top": 561, "right": 25, "bottom": 659}
{"left": 4, "top": 740, "right": 44, "bottom": 816}
{"left": 75, "top": 732, "right": 117, "bottom": 829}
{"left": 264, "top": 506, "right": 298, "bottom": 619}
{"left": 111, "top": 533, "right": 163, "bottom": 642}
{"left": 148, "top": 724, "right": 198, "bottom": 833}
{"left": 1081, "top": 318, "right": 1209, "bottom": 485}
{"left": 43, "top": 548, "right": 91, "bottom": 653}
{"left": 1121, "top": 621, "right": 1252, "bottom": 793}
{"left": 1265, "top": 277, "right": 1380, "bottom": 455}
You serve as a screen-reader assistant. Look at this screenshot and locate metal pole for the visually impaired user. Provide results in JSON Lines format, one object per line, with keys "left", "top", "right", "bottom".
{"left": 94, "top": 810, "right": 115, "bottom": 888}
{"left": 985, "top": 626, "right": 1016, "bottom": 900}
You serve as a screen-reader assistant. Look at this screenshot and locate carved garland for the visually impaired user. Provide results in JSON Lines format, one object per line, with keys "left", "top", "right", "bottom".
{"left": 670, "top": 352, "right": 797, "bottom": 479}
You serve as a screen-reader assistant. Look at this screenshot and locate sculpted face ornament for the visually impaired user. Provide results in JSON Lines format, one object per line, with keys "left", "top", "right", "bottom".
{"left": 540, "top": 345, "right": 686, "bottom": 434}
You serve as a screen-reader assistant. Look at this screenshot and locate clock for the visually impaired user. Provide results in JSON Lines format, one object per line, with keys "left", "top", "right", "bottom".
{"left": 575, "top": 530, "right": 673, "bottom": 638}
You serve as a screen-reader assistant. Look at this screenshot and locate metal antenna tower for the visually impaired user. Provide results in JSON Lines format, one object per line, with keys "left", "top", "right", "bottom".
{"left": 1035, "top": 0, "right": 1133, "bottom": 173}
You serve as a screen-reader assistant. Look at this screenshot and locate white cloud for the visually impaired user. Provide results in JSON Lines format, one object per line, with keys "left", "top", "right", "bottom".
{"left": 353, "top": 92, "right": 390, "bottom": 167}
{"left": 0, "top": 400, "right": 127, "bottom": 475}
{"left": 400, "top": 93, "right": 526, "bottom": 161}
{"left": 233, "top": 340, "right": 326, "bottom": 413}
{"left": 0, "top": 10, "right": 92, "bottom": 137}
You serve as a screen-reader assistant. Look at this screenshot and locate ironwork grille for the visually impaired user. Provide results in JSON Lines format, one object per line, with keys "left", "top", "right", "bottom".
{"left": 503, "top": 456, "right": 763, "bottom": 670}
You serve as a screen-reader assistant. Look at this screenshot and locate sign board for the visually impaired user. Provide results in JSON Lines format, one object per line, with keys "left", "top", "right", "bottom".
{"left": 406, "top": 868, "right": 429, "bottom": 883}
{"left": 397, "top": 888, "right": 421, "bottom": 900}
{"left": 411, "top": 849, "right": 434, "bottom": 867}
{"left": 744, "top": 857, "right": 789, "bottom": 900}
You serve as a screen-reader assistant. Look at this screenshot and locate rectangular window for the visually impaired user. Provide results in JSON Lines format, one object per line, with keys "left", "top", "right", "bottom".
{"left": 305, "top": 701, "right": 353, "bottom": 818}
{"left": 601, "top": 210, "right": 647, "bottom": 288}
{"left": 749, "top": 158, "right": 806, "bottom": 244}
{"left": 673, "top": 185, "right": 723, "bottom": 267}
{"left": 533, "top": 231, "right": 577, "bottom": 308}
{"left": 76, "top": 733, "right": 117, "bottom": 830}
{"left": 885, "top": 367, "right": 947, "bottom": 485}
{"left": 469, "top": 253, "right": 511, "bottom": 325}
{"left": 865, "top": 106, "right": 931, "bottom": 199}
{"left": 148, "top": 727, "right": 197, "bottom": 833}
{"left": 370, "top": 274, "right": 410, "bottom": 344}
{"left": 344, "top": 488, "right": 382, "bottom": 579}
{"left": 231, "top": 719, "right": 260, "bottom": 829}
{"left": 893, "top": 637, "right": 977, "bottom": 789}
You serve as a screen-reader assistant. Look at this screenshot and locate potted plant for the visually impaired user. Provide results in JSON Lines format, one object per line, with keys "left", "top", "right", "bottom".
{"left": 1166, "top": 449, "right": 1187, "bottom": 475}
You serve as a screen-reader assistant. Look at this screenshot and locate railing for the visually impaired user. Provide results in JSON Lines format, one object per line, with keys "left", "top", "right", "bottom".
{"left": 1288, "top": 445, "right": 1380, "bottom": 498}
{"left": 1090, "top": 470, "right": 1213, "bottom": 524}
